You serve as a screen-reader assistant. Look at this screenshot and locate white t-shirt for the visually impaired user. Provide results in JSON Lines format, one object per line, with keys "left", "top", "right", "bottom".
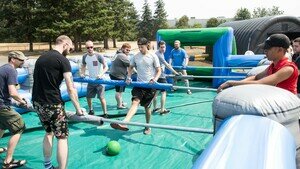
{"left": 82, "top": 53, "right": 106, "bottom": 78}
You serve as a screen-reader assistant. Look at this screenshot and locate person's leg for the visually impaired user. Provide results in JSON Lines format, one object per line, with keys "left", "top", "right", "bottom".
{"left": 2, "top": 109, "right": 26, "bottom": 165}
{"left": 43, "top": 132, "right": 54, "bottom": 169}
{"left": 87, "top": 98, "right": 93, "bottom": 111}
{"left": 115, "top": 91, "right": 122, "bottom": 107}
{"left": 57, "top": 138, "right": 68, "bottom": 169}
{"left": 183, "top": 70, "right": 191, "bottom": 94}
{"left": 152, "top": 91, "right": 159, "bottom": 111}
{"left": 144, "top": 107, "right": 152, "bottom": 135}
{"left": 100, "top": 97, "right": 108, "bottom": 115}
{"left": 123, "top": 99, "right": 140, "bottom": 122}
{"left": 4, "top": 133, "right": 21, "bottom": 164}
{"left": 98, "top": 85, "right": 108, "bottom": 116}
{"left": 160, "top": 91, "right": 166, "bottom": 111}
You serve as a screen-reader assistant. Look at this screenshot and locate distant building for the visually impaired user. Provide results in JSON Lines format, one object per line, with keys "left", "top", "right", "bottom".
{"left": 167, "top": 17, "right": 232, "bottom": 27}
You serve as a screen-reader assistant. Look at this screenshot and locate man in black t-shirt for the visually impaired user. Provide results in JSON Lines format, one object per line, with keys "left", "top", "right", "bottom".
{"left": 32, "top": 35, "right": 84, "bottom": 169}
{"left": 0, "top": 51, "right": 27, "bottom": 168}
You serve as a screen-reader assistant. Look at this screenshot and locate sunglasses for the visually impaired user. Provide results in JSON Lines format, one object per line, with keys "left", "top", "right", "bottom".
{"left": 86, "top": 46, "right": 93, "bottom": 49}
{"left": 14, "top": 58, "right": 24, "bottom": 62}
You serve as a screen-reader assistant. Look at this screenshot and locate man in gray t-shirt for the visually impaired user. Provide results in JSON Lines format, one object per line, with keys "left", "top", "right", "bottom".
{"left": 109, "top": 43, "right": 131, "bottom": 109}
{"left": 111, "top": 38, "right": 161, "bottom": 135}
{"left": 153, "top": 40, "right": 179, "bottom": 115}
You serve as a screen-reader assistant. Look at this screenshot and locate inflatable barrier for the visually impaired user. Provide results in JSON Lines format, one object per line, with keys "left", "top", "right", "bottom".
{"left": 213, "top": 84, "right": 300, "bottom": 148}
{"left": 156, "top": 28, "right": 266, "bottom": 87}
{"left": 192, "top": 115, "right": 296, "bottom": 169}
{"left": 13, "top": 59, "right": 114, "bottom": 113}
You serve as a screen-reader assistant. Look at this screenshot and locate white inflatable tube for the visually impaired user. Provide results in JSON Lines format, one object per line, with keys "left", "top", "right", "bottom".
{"left": 192, "top": 115, "right": 296, "bottom": 169}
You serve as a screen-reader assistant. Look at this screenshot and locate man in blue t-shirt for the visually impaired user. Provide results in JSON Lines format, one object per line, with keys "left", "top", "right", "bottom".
{"left": 0, "top": 51, "right": 27, "bottom": 168}
{"left": 169, "top": 40, "right": 192, "bottom": 94}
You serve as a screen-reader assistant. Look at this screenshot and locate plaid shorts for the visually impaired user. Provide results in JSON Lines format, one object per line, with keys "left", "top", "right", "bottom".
{"left": 33, "top": 102, "right": 68, "bottom": 139}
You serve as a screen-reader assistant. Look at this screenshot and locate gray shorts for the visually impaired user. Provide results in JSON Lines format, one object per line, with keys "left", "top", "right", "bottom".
{"left": 87, "top": 84, "right": 105, "bottom": 99}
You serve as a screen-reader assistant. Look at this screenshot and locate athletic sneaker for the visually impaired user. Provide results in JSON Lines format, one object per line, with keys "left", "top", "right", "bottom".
{"left": 187, "top": 90, "right": 192, "bottom": 95}
{"left": 143, "top": 127, "right": 151, "bottom": 135}
{"left": 160, "top": 109, "right": 170, "bottom": 115}
{"left": 88, "top": 110, "right": 95, "bottom": 115}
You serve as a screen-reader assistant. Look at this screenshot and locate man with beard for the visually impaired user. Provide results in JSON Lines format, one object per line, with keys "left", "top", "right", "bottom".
{"left": 32, "top": 35, "right": 84, "bottom": 169}
{"left": 0, "top": 51, "right": 28, "bottom": 168}
{"left": 169, "top": 40, "right": 192, "bottom": 95}
{"left": 109, "top": 43, "right": 131, "bottom": 109}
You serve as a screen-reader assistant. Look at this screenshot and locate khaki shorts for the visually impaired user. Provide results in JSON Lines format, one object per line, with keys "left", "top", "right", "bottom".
{"left": 0, "top": 107, "right": 26, "bottom": 134}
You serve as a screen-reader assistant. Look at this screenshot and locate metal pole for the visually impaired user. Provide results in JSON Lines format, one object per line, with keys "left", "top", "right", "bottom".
{"left": 173, "top": 66, "right": 254, "bottom": 70}
{"left": 173, "top": 86, "right": 217, "bottom": 92}
{"left": 166, "top": 75, "right": 246, "bottom": 79}
{"left": 66, "top": 112, "right": 213, "bottom": 134}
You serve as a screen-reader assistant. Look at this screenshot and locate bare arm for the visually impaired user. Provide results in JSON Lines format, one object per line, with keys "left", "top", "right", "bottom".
{"left": 98, "top": 61, "right": 108, "bottom": 78}
{"left": 163, "top": 61, "right": 179, "bottom": 75}
{"left": 8, "top": 85, "right": 26, "bottom": 105}
{"left": 217, "top": 66, "right": 294, "bottom": 92}
{"left": 152, "top": 67, "right": 161, "bottom": 82}
{"left": 80, "top": 64, "right": 86, "bottom": 77}
{"left": 63, "top": 72, "right": 83, "bottom": 115}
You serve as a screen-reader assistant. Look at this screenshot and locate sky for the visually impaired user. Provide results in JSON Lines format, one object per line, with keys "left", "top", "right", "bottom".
{"left": 130, "top": 0, "right": 299, "bottom": 19}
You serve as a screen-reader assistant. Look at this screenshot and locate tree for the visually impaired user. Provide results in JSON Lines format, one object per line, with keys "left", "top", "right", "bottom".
{"left": 252, "top": 7, "right": 268, "bottom": 18}
{"left": 138, "top": 1, "right": 153, "bottom": 40}
{"left": 206, "top": 18, "right": 219, "bottom": 27}
{"left": 0, "top": 0, "right": 38, "bottom": 51}
{"left": 267, "top": 6, "right": 284, "bottom": 16}
{"left": 175, "top": 15, "right": 189, "bottom": 28}
{"left": 153, "top": 0, "right": 168, "bottom": 39}
{"left": 252, "top": 6, "right": 284, "bottom": 18}
{"left": 192, "top": 23, "right": 202, "bottom": 28}
{"left": 234, "top": 7, "right": 251, "bottom": 21}
{"left": 111, "top": 0, "right": 139, "bottom": 48}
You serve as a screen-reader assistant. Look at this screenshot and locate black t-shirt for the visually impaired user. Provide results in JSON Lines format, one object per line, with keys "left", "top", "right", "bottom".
{"left": 0, "top": 64, "right": 18, "bottom": 108}
{"left": 292, "top": 54, "right": 300, "bottom": 93}
{"left": 32, "top": 50, "right": 71, "bottom": 104}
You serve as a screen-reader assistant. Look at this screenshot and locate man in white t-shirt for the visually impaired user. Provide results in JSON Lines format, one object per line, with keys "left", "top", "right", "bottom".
{"left": 110, "top": 37, "right": 161, "bottom": 135}
{"left": 80, "top": 40, "right": 108, "bottom": 117}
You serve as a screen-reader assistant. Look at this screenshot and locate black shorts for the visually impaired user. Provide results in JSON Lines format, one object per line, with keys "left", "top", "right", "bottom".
{"left": 109, "top": 74, "right": 126, "bottom": 92}
{"left": 131, "top": 87, "right": 156, "bottom": 108}
{"left": 157, "top": 78, "right": 167, "bottom": 92}
{"left": 33, "top": 102, "right": 68, "bottom": 139}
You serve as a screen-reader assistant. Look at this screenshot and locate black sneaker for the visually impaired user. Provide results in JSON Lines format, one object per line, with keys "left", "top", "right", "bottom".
{"left": 102, "top": 113, "right": 109, "bottom": 118}
{"left": 88, "top": 110, "right": 95, "bottom": 115}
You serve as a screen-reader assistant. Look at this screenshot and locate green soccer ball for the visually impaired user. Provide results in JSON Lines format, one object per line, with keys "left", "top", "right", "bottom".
{"left": 106, "top": 140, "right": 121, "bottom": 156}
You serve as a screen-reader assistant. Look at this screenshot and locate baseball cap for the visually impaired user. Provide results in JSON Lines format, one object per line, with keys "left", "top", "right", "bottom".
{"left": 8, "top": 51, "right": 27, "bottom": 61}
{"left": 258, "top": 34, "right": 290, "bottom": 50}
{"left": 137, "top": 37, "right": 149, "bottom": 45}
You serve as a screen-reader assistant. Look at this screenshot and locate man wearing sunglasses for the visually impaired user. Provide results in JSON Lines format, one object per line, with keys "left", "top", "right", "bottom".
{"left": 0, "top": 51, "right": 28, "bottom": 168}
{"left": 80, "top": 40, "right": 108, "bottom": 117}
{"left": 110, "top": 37, "right": 161, "bottom": 135}
{"left": 32, "top": 35, "right": 84, "bottom": 169}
